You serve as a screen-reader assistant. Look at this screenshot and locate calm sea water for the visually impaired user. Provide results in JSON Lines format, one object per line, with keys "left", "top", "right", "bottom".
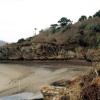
{"left": 0, "top": 92, "right": 43, "bottom": 100}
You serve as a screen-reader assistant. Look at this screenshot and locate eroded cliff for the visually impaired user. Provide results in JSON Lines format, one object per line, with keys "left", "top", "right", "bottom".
{"left": 0, "top": 42, "right": 100, "bottom": 61}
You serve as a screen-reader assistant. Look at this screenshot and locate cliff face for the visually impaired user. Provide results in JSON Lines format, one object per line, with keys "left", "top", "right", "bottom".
{"left": 0, "top": 42, "right": 79, "bottom": 60}
{"left": 0, "top": 42, "right": 99, "bottom": 61}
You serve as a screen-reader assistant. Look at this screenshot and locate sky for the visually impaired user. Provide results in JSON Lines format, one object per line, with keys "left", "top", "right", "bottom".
{"left": 0, "top": 0, "right": 100, "bottom": 43}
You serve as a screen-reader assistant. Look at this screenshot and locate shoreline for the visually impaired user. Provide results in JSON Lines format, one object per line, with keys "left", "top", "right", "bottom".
{"left": 0, "top": 59, "right": 92, "bottom": 66}
{"left": 0, "top": 60, "right": 92, "bottom": 99}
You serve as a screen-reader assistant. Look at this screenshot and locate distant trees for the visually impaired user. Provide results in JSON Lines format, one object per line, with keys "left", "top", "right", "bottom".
{"left": 17, "top": 38, "right": 25, "bottom": 43}
{"left": 50, "top": 24, "right": 58, "bottom": 28}
{"left": 58, "top": 17, "right": 72, "bottom": 27}
{"left": 49, "top": 17, "right": 72, "bottom": 33}
{"left": 78, "top": 15, "right": 87, "bottom": 21}
{"left": 88, "top": 16, "right": 92, "bottom": 19}
{"left": 93, "top": 10, "right": 100, "bottom": 18}
{"left": 50, "top": 24, "right": 58, "bottom": 33}
{"left": 90, "top": 24, "right": 100, "bottom": 32}
{"left": 50, "top": 17, "right": 72, "bottom": 29}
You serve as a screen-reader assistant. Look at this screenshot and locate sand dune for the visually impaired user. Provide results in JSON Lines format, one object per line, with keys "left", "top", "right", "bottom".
{"left": 0, "top": 60, "right": 91, "bottom": 97}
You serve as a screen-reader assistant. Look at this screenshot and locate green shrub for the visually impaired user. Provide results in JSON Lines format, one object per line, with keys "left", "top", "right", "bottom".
{"left": 89, "top": 24, "right": 100, "bottom": 32}
{"left": 93, "top": 10, "right": 100, "bottom": 18}
{"left": 78, "top": 15, "right": 87, "bottom": 21}
{"left": 17, "top": 38, "right": 25, "bottom": 43}
{"left": 50, "top": 27, "right": 56, "bottom": 34}
{"left": 78, "top": 24, "right": 87, "bottom": 34}
{"left": 88, "top": 16, "right": 92, "bottom": 19}
{"left": 78, "top": 24, "right": 86, "bottom": 30}
{"left": 79, "top": 34, "right": 90, "bottom": 47}
{"left": 26, "top": 37, "right": 32, "bottom": 41}
{"left": 93, "top": 36, "right": 100, "bottom": 47}
{"left": 58, "top": 17, "right": 72, "bottom": 27}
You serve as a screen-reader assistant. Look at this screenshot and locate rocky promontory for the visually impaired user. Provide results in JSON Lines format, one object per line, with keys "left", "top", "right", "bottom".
{"left": 0, "top": 42, "right": 99, "bottom": 62}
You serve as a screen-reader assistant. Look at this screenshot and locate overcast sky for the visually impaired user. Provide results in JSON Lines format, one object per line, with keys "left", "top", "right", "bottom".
{"left": 0, "top": 0, "right": 100, "bottom": 43}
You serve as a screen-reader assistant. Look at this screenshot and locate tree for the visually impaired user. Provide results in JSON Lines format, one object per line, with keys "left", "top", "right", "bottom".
{"left": 90, "top": 24, "right": 100, "bottom": 32}
{"left": 78, "top": 15, "right": 87, "bottom": 21}
{"left": 50, "top": 24, "right": 58, "bottom": 33}
{"left": 93, "top": 10, "right": 100, "bottom": 18}
{"left": 58, "top": 17, "right": 72, "bottom": 27}
{"left": 88, "top": 16, "right": 92, "bottom": 19}
{"left": 34, "top": 28, "right": 37, "bottom": 36}
{"left": 17, "top": 38, "right": 25, "bottom": 43}
{"left": 50, "top": 24, "right": 58, "bottom": 28}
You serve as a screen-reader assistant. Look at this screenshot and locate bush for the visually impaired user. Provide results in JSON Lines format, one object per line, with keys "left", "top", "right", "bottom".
{"left": 93, "top": 10, "right": 100, "bottom": 18}
{"left": 26, "top": 37, "right": 32, "bottom": 41}
{"left": 79, "top": 24, "right": 86, "bottom": 29}
{"left": 88, "top": 16, "right": 92, "bottom": 19}
{"left": 89, "top": 24, "right": 100, "bottom": 32}
{"left": 79, "top": 34, "right": 90, "bottom": 47}
{"left": 50, "top": 27, "right": 56, "bottom": 34}
{"left": 17, "top": 38, "right": 25, "bottom": 43}
{"left": 93, "top": 36, "right": 100, "bottom": 47}
{"left": 51, "top": 38, "right": 57, "bottom": 42}
{"left": 58, "top": 17, "right": 72, "bottom": 27}
{"left": 78, "top": 24, "right": 87, "bottom": 34}
{"left": 78, "top": 15, "right": 87, "bottom": 21}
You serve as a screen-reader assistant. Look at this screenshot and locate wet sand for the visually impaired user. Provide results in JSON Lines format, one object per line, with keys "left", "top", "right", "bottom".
{"left": 0, "top": 60, "right": 92, "bottom": 97}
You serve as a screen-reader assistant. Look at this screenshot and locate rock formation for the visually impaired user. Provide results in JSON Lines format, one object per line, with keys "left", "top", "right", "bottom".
{"left": 41, "top": 62, "right": 100, "bottom": 100}
{"left": 0, "top": 42, "right": 99, "bottom": 62}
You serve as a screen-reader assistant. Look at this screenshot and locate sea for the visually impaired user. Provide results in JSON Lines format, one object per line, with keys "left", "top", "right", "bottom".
{"left": 0, "top": 92, "right": 43, "bottom": 100}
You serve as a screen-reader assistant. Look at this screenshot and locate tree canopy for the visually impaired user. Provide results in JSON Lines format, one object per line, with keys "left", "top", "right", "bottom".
{"left": 58, "top": 17, "right": 72, "bottom": 27}
{"left": 50, "top": 24, "right": 58, "bottom": 28}
{"left": 78, "top": 15, "right": 87, "bottom": 21}
{"left": 93, "top": 10, "right": 100, "bottom": 18}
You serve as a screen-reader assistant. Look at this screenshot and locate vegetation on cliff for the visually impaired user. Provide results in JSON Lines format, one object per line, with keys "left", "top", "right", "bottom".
{"left": 0, "top": 10, "right": 100, "bottom": 61}
{"left": 21, "top": 11, "right": 100, "bottom": 50}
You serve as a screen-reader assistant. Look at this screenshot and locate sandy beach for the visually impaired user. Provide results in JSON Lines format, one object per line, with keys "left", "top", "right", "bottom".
{"left": 0, "top": 60, "right": 92, "bottom": 98}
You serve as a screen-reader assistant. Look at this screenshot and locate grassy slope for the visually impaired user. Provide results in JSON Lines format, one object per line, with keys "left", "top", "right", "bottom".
{"left": 25, "top": 17, "right": 100, "bottom": 48}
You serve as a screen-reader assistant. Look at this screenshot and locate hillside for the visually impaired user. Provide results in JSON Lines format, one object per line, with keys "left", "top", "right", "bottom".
{"left": 0, "top": 10, "right": 100, "bottom": 100}
{"left": 30, "top": 17, "right": 100, "bottom": 47}
{"left": 0, "top": 11, "right": 100, "bottom": 61}
{"left": 0, "top": 40, "right": 7, "bottom": 46}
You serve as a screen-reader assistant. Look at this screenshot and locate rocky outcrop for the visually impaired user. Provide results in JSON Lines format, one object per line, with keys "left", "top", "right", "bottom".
{"left": 41, "top": 62, "right": 100, "bottom": 100}
{"left": 41, "top": 86, "right": 67, "bottom": 100}
{"left": 85, "top": 49, "right": 100, "bottom": 62}
{"left": 0, "top": 42, "right": 99, "bottom": 61}
{"left": 0, "top": 42, "right": 85, "bottom": 60}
